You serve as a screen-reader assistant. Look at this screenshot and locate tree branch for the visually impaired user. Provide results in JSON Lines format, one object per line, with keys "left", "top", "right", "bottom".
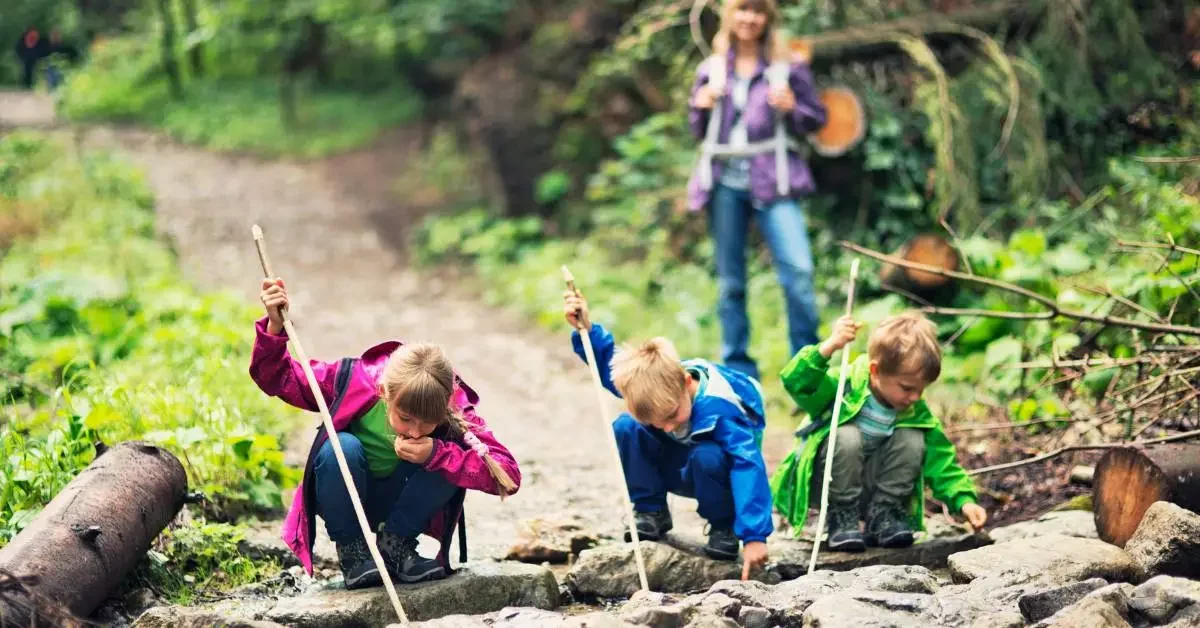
{"left": 968, "top": 428, "right": 1200, "bottom": 476}
{"left": 1117, "top": 240, "right": 1200, "bottom": 258}
{"left": 840, "top": 241, "right": 1200, "bottom": 336}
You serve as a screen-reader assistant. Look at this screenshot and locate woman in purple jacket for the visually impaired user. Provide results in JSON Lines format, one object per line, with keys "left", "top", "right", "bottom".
{"left": 687, "top": 0, "right": 827, "bottom": 380}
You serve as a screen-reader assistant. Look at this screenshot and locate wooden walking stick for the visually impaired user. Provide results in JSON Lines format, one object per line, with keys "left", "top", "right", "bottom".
{"left": 251, "top": 225, "right": 409, "bottom": 625}
{"left": 562, "top": 266, "right": 651, "bottom": 593}
{"left": 808, "top": 258, "right": 860, "bottom": 574}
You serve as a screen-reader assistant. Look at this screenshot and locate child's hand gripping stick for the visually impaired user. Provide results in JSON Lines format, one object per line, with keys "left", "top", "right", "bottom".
{"left": 562, "top": 266, "right": 651, "bottom": 593}
{"left": 252, "top": 225, "right": 411, "bottom": 625}
{"left": 808, "top": 258, "right": 860, "bottom": 575}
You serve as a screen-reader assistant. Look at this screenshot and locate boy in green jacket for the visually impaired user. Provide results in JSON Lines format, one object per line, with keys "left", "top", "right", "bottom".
{"left": 770, "top": 312, "right": 988, "bottom": 551}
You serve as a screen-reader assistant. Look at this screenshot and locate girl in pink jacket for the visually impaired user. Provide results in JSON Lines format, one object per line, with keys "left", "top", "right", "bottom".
{"left": 251, "top": 278, "right": 520, "bottom": 589}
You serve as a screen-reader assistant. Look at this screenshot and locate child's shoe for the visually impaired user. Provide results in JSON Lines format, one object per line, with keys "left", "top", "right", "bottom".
{"left": 335, "top": 537, "right": 383, "bottom": 590}
{"left": 378, "top": 531, "right": 446, "bottom": 583}
{"left": 826, "top": 504, "right": 866, "bottom": 552}
{"left": 625, "top": 509, "right": 673, "bottom": 542}
{"left": 865, "top": 499, "right": 914, "bottom": 548}
{"left": 703, "top": 526, "right": 739, "bottom": 561}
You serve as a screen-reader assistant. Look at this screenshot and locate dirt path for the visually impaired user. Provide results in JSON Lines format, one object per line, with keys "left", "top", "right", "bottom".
{"left": 0, "top": 91, "right": 714, "bottom": 562}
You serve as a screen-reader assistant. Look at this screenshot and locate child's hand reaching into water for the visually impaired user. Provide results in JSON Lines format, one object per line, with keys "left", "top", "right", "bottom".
{"left": 818, "top": 315, "right": 863, "bottom": 359}
{"left": 563, "top": 290, "right": 592, "bottom": 331}
{"left": 961, "top": 502, "right": 988, "bottom": 532}
{"left": 260, "top": 278, "right": 288, "bottom": 335}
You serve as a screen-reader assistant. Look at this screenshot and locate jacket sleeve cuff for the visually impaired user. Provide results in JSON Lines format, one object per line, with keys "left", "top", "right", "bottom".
{"left": 422, "top": 439, "right": 444, "bottom": 470}
{"left": 741, "top": 535, "right": 768, "bottom": 544}
{"left": 952, "top": 494, "right": 977, "bottom": 513}
{"left": 255, "top": 315, "right": 288, "bottom": 340}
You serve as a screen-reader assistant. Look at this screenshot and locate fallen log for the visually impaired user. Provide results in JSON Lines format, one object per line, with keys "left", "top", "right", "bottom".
{"left": 0, "top": 441, "right": 187, "bottom": 626}
{"left": 1093, "top": 443, "right": 1200, "bottom": 547}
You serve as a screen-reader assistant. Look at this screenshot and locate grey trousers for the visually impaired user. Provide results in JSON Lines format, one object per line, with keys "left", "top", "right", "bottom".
{"left": 810, "top": 422, "right": 925, "bottom": 512}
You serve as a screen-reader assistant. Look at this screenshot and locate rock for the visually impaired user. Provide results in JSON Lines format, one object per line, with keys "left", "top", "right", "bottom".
{"left": 763, "top": 520, "right": 990, "bottom": 580}
{"left": 988, "top": 511, "right": 1098, "bottom": 544}
{"left": 505, "top": 515, "right": 600, "bottom": 564}
{"left": 410, "top": 607, "right": 628, "bottom": 627}
{"left": 265, "top": 562, "right": 559, "bottom": 626}
{"left": 123, "top": 588, "right": 160, "bottom": 615}
{"left": 1018, "top": 578, "right": 1108, "bottom": 622}
{"left": 684, "top": 617, "right": 740, "bottom": 628}
{"left": 241, "top": 520, "right": 339, "bottom": 569}
{"left": 737, "top": 606, "right": 772, "bottom": 628}
{"left": 132, "top": 601, "right": 283, "bottom": 628}
{"left": 621, "top": 604, "right": 682, "bottom": 628}
{"left": 1034, "top": 597, "right": 1132, "bottom": 628}
{"left": 801, "top": 591, "right": 930, "bottom": 627}
{"left": 567, "top": 542, "right": 764, "bottom": 598}
{"left": 947, "top": 534, "right": 1142, "bottom": 585}
{"left": 928, "top": 572, "right": 1060, "bottom": 627}
{"left": 967, "top": 612, "right": 1025, "bottom": 628}
{"left": 1085, "top": 583, "right": 1136, "bottom": 619}
{"left": 1128, "top": 575, "right": 1200, "bottom": 625}
{"left": 1124, "top": 501, "right": 1200, "bottom": 579}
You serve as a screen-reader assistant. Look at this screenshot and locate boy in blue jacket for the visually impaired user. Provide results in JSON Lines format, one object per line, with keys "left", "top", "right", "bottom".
{"left": 563, "top": 291, "right": 772, "bottom": 572}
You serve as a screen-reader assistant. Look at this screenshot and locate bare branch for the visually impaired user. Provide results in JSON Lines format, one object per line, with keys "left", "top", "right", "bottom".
{"left": 1117, "top": 240, "right": 1200, "bottom": 258}
{"left": 968, "top": 428, "right": 1200, "bottom": 476}
{"left": 840, "top": 241, "right": 1200, "bottom": 336}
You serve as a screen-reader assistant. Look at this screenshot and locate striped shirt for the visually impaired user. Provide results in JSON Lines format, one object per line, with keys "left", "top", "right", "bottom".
{"left": 856, "top": 394, "right": 899, "bottom": 450}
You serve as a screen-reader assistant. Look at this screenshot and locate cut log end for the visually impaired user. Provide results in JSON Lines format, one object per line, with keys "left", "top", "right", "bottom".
{"left": 880, "top": 234, "right": 960, "bottom": 300}
{"left": 1093, "top": 443, "right": 1200, "bottom": 547}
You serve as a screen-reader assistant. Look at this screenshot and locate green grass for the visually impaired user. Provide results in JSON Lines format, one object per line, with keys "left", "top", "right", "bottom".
{"left": 58, "top": 35, "right": 422, "bottom": 158}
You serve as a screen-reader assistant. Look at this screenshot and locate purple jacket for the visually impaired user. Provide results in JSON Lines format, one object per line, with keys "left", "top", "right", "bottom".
{"left": 686, "top": 50, "right": 827, "bottom": 211}
{"left": 249, "top": 316, "right": 521, "bottom": 574}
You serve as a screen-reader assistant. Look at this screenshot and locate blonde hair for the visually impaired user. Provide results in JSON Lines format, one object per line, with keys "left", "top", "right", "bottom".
{"left": 868, "top": 312, "right": 942, "bottom": 382}
{"left": 610, "top": 337, "right": 688, "bottom": 424}
{"left": 381, "top": 343, "right": 517, "bottom": 496}
{"left": 708, "top": 0, "right": 790, "bottom": 90}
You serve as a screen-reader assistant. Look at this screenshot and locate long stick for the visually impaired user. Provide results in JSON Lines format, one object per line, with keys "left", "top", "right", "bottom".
{"left": 808, "top": 259, "right": 860, "bottom": 574}
{"left": 562, "top": 266, "right": 651, "bottom": 593}
{"left": 251, "top": 225, "right": 409, "bottom": 625}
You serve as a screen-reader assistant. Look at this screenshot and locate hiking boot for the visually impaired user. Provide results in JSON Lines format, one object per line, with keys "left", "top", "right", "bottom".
{"left": 703, "top": 525, "right": 739, "bottom": 561}
{"left": 378, "top": 531, "right": 446, "bottom": 583}
{"left": 335, "top": 537, "right": 382, "bottom": 590}
{"left": 826, "top": 503, "right": 866, "bottom": 552}
{"left": 624, "top": 509, "right": 673, "bottom": 542}
{"left": 865, "top": 499, "right": 914, "bottom": 548}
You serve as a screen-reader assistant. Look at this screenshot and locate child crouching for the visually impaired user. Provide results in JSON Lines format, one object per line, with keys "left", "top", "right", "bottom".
{"left": 563, "top": 290, "right": 773, "bottom": 573}
{"left": 771, "top": 312, "right": 987, "bottom": 551}
{"left": 251, "top": 278, "right": 520, "bottom": 589}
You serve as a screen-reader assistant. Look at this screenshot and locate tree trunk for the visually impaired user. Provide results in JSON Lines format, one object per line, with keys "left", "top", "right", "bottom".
{"left": 1093, "top": 443, "right": 1200, "bottom": 547}
{"left": 180, "top": 0, "right": 204, "bottom": 77}
{"left": 0, "top": 442, "right": 188, "bottom": 625}
{"left": 157, "top": 0, "right": 183, "bottom": 99}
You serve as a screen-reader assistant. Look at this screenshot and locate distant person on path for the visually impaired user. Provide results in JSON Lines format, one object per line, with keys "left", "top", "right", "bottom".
{"left": 771, "top": 312, "right": 988, "bottom": 551}
{"left": 44, "top": 29, "right": 80, "bottom": 91}
{"left": 250, "top": 278, "right": 521, "bottom": 589}
{"left": 687, "top": 0, "right": 828, "bottom": 380}
{"left": 14, "top": 26, "right": 49, "bottom": 89}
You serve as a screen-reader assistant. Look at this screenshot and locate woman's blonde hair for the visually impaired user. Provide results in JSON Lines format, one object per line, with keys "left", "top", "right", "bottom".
{"left": 710, "top": 0, "right": 790, "bottom": 68}
{"left": 381, "top": 343, "right": 517, "bottom": 496}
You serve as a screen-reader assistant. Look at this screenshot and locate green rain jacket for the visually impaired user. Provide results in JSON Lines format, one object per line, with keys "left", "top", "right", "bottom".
{"left": 769, "top": 345, "right": 978, "bottom": 535}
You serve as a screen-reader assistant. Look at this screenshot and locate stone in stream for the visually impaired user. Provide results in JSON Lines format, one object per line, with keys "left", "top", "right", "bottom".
{"left": 1127, "top": 575, "right": 1200, "bottom": 625}
{"left": 406, "top": 607, "right": 633, "bottom": 627}
{"left": 566, "top": 517, "right": 987, "bottom": 598}
{"left": 504, "top": 514, "right": 601, "bottom": 564}
{"left": 947, "top": 534, "right": 1143, "bottom": 586}
{"left": 987, "top": 510, "right": 1098, "bottom": 544}
{"left": 264, "top": 561, "right": 559, "bottom": 626}
{"left": 1123, "top": 501, "right": 1200, "bottom": 579}
{"left": 1017, "top": 577, "right": 1109, "bottom": 622}
{"left": 135, "top": 562, "right": 558, "bottom": 628}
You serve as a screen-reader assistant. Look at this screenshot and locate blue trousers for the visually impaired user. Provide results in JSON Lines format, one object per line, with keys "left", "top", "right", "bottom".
{"left": 612, "top": 414, "right": 735, "bottom": 528}
{"left": 313, "top": 432, "right": 458, "bottom": 543}
{"left": 709, "top": 184, "right": 820, "bottom": 380}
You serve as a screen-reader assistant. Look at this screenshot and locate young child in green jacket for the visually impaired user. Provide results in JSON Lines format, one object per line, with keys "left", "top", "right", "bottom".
{"left": 770, "top": 312, "right": 988, "bottom": 551}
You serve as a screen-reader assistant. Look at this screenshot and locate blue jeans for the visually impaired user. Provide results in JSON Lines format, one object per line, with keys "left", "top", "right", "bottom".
{"left": 709, "top": 184, "right": 820, "bottom": 380}
{"left": 313, "top": 432, "right": 458, "bottom": 543}
{"left": 612, "top": 414, "right": 735, "bottom": 528}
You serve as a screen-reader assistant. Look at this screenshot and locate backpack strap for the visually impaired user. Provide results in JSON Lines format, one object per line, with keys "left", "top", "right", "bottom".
{"left": 325, "top": 357, "right": 357, "bottom": 422}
